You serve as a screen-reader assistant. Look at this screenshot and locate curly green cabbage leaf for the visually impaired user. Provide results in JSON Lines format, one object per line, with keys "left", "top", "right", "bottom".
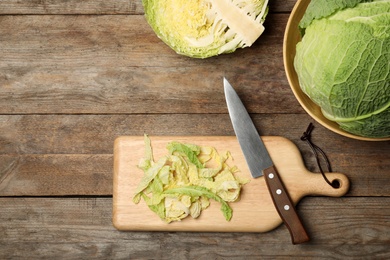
{"left": 298, "top": 0, "right": 371, "bottom": 32}
{"left": 142, "top": 0, "right": 269, "bottom": 58}
{"left": 294, "top": 0, "right": 390, "bottom": 138}
{"left": 133, "top": 135, "right": 249, "bottom": 223}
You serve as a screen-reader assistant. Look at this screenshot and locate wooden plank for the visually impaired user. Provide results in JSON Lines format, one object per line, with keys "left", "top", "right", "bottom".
{"left": 0, "top": 154, "right": 113, "bottom": 196}
{"left": 0, "top": 197, "right": 389, "bottom": 258}
{"left": 0, "top": 14, "right": 296, "bottom": 114}
{"left": 0, "top": 0, "right": 297, "bottom": 14}
{"left": 0, "top": 114, "right": 389, "bottom": 197}
{"left": 1, "top": 151, "right": 389, "bottom": 197}
{"left": 0, "top": 0, "right": 145, "bottom": 15}
{"left": 0, "top": 114, "right": 387, "bottom": 159}
{"left": 0, "top": 114, "right": 317, "bottom": 154}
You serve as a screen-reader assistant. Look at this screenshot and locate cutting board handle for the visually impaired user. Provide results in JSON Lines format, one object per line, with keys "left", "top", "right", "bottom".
{"left": 298, "top": 171, "right": 350, "bottom": 198}
{"left": 264, "top": 136, "right": 350, "bottom": 202}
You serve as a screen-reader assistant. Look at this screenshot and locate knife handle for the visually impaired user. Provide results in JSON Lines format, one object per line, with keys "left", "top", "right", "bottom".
{"left": 264, "top": 165, "right": 310, "bottom": 244}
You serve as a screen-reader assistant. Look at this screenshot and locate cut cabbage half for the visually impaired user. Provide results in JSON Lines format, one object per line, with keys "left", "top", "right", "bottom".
{"left": 142, "top": 0, "right": 269, "bottom": 58}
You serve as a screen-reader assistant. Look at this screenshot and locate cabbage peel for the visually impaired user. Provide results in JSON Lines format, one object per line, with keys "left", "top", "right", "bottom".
{"left": 133, "top": 135, "right": 249, "bottom": 223}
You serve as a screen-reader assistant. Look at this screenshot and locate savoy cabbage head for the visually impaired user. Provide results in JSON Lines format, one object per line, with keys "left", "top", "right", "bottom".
{"left": 142, "top": 0, "right": 269, "bottom": 58}
{"left": 294, "top": 0, "right": 390, "bottom": 138}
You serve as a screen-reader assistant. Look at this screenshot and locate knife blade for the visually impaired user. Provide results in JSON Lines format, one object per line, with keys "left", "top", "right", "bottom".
{"left": 224, "top": 78, "right": 309, "bottom": 244}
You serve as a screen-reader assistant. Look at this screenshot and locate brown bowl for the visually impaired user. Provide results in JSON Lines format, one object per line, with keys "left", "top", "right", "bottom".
{"left": 283, "top": 0, "right": 390, "bottom": 141}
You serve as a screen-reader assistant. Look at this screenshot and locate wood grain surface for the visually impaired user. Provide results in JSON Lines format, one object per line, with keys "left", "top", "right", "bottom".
{"left": 0, "top": 0, "right": 389, "bottom": 259}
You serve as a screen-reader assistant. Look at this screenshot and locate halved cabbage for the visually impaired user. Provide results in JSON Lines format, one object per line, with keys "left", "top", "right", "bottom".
{"left": 142, "top": 0, "right": 269, "bottom": 58}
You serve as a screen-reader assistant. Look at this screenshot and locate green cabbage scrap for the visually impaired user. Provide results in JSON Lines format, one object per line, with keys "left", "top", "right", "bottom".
{"left": 133, "top": 135, "right": 249, "bottom": 223}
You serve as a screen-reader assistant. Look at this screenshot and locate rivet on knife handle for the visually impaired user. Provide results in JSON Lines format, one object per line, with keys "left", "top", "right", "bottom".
{"left": 263, "top": 165, "right": 310, "bottom": 244}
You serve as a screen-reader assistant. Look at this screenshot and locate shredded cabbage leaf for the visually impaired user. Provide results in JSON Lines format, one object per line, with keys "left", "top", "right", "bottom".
{"left": 133, "top": 135, "right": 249, "bottom": 223}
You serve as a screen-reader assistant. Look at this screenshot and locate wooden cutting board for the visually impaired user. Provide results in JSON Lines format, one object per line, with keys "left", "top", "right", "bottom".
{"left": 113, "top": 136, "right": 349, "bottom": 232}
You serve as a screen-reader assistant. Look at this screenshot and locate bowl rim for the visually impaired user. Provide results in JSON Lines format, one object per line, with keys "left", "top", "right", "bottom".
{"left": 283, "top": 0, "right": 390, "bottom": 141}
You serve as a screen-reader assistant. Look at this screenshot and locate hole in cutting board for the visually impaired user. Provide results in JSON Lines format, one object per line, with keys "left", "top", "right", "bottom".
{"left": 331, "top": 179, "right": 341, "bottom": 189}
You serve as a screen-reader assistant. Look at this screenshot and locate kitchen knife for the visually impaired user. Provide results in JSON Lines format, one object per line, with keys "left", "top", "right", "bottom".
{"left": 224, "top": 78, "right": 310, "bottom": 244}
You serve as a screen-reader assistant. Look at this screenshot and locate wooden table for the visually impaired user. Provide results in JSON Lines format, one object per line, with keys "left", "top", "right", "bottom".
{"left": 1, "top": 0, "right": 389, "bottom": 258}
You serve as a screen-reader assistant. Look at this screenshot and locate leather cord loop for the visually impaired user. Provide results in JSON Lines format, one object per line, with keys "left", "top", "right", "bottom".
{"left": 301, "top": 123, "right": 339, "bottom": 188}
